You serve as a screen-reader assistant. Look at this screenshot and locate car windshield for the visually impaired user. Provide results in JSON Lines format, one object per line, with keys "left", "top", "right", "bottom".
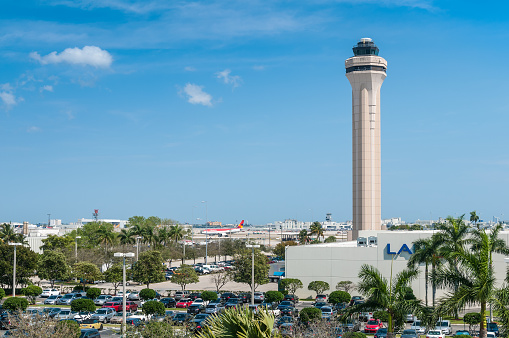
{"left": 82, "top": 319, "right": 96, "bottom": 324}
{"left": 60, "top": 310, "right": 70, "bottom": 315}
{"left": 429, "top": 331, "right": 441, "bottom": 335}
{"left": 96, "top": 310, "right": 108, "bottom": 314}
{"left": 437, "top": 322, "right": 449, "bottom": 326}
{"left": 367, "top": 320, "right": 378, "bottom": 325}
{"left": 48, "top": 295, "right": 58, "bottom": 299}
{"left": 321, "top": 308, "right": 332, "bottom": 312}
{"left": 175, "top": 314, "right": 186, "bottom": 319}
{"left": 403, "top": 330, "right": 416, "bottom": 334}
{"left": 63, "top": 295, "right": 73, "bottom": 299}
{"left": 179, "top": 298, "right": 190, "bottom": 302}
{"left": 378, "top": 329, "right": 387, "bottom": 333}
{"left": 195, "top": 314, "right": 208, "bottom": 320}
{"left": 487, "top": 323, "right": 498, "bottom": 329}
{"left": 98, "top": 295, "right": 108, "bottom": 299}
{"left": 315, "top": 302, "right": 326, "bottom": 306}
{"left": 413, "top": 321, "right": 421, "bottom": 326}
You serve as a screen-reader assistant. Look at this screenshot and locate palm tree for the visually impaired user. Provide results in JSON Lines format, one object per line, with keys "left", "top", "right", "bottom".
{"left": 118, "top": 229, "right": 135, "bottom": 249}
{"left": 170, "top": 225, "right": 184, "bottom": 243}
{"left": 95, "top": 224, "right": 116, "bottom": 253}
{"left": 310, "top": 222, "right": 324, "bottom": 241}
{"left": 143, "top": 225, "right": 156, "bottom": 248}
{"left": 434, "top": 224, "right": 509, "bottom": 338}
{"left": 470, "top": 210, "right": 480, "bottom": 228}
{"left": 345, "top": 264, "right": 420, "bottom": 336}
{"left": 0, "top": 223, "right": 19, "bottom": 243}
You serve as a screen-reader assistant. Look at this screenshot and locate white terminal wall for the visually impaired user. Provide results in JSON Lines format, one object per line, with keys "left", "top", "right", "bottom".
{"left": 286, "top": 230, "right": 509, "bottom": 301}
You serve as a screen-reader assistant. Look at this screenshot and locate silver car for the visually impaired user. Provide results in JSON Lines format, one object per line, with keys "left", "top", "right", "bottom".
{"left": 44, "top": 295, "right": 62, "bottom": 305}
{"left": 55, "top": 309, "right": 77, "bottom": 320}
{"left": 128, "top": 292, "right": 140, "bottom": 301}
{"left": 205, "top": 303, "right": 224, "bottom": 314}
{"left": 90, "top": 308, "right": 116, "bottom": 323}
{"left": 56, "top": 293, "right": 78, "bottom": 305}
{"left": 94, "top": 295, "right": 113, "bottom": 306}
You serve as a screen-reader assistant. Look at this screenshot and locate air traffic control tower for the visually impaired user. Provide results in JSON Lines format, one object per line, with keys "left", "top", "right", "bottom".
{"left": 345, "top": 38, "right": 387, "bottom": 240}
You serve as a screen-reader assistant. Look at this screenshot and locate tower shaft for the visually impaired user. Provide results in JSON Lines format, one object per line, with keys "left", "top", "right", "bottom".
{"left": 345, "top": 38, "right": 387, "bottom": 239}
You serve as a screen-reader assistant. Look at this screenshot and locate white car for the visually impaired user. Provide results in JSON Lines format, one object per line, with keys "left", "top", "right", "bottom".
{"left": 116, "top": 291, "right": 131, "bottom": 297}
{"left": 41, "top": 289, "right": 60, "bottom": 297}
{"left": 128, "top": 292, "right": 140, "bottom": 301}
{"left": 411, "top": 320, "right": 426, "bottom": 334}
{"left": 435, "top": 320, "right": 452, "bottom": 335}
{"left": 129, "top": 310, "right": 148, "bottom": 321}
{"left": 426, "top": 330, "right": 445, "bottom": 338}
{"left": 191, "top": 298, "right": 205, "bottom": 306}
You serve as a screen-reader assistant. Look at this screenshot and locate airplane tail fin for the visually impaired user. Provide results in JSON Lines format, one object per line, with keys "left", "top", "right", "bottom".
{"left": 238, "top": 220, "right": 244, "bottom": 228}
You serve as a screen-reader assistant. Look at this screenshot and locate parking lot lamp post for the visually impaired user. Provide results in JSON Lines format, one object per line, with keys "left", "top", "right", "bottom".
{"left": 9, "top": 243, "right": 22, "bottom": 297}
{"left": 135, "top": 236, "right": 142, "bottom": 262}
{"left": 75, "top": 236, "right": 81, "bottom": 262}
{"left": 246, "top": 244, "right": 260, "bottom": 305}
{"left": 114, "top": 252, "right": 135, "bottom": 336}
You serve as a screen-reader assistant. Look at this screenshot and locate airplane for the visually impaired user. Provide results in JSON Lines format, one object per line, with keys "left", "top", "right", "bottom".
{"left": 201, "top": 220, "right": 244, "bottom": 235}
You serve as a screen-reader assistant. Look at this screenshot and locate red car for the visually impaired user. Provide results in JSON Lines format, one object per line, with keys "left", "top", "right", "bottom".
{"left": 125, "top": 301, "right": 138, "bottom": 312}
{"left": 364, "top": 319, "right": 383, "bottom": 333}
{"left": 176, "top": 298, "right": 193, "bottom": 308}
{"left": 102, "top": 302, "right": 122, "bottom": 312}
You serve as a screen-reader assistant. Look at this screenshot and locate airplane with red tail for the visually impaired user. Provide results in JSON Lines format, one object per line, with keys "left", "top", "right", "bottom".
{"left": 201, "top": 220, "right": 244, "bottom": 235}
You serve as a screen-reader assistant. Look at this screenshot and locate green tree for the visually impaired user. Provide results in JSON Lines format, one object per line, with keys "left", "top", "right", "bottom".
{"left": 463, "top": 312, "right": 482, "bottom": 333}
{"left": 232, "top": 249, "right": 269, "bottom": 290}
{"left": 200, "top": 291, "right": 218, "bottom": 302}
{"left": 373, "top": 310, "right": 389, "bottom": 322}
{"left": 336, "top": 280, "right": 355, "bottom": 293}
{"left": 142, "top": 300, "right": 165, "bottom": 316}
{"left": 71, "top": 298, "right": 96, "bottom": 312}
{"left": 345, "top": 264, "right": 420, "bottom": 337}
{"left": 40, "top": 234, "right": 74, "bottom": 252}
{"left": 38, "top": 250, "right": 68, "bottom": 288}
{"left": 300, "top": 307, "right": 321, "bottom": 323}
{"left": 86, "top": 287, "right": 102, "bottom": 300}
{"left": 104, "top": 264, "right": 123, "bottom": 295}
{"left": 197, "top": 307, "right": 274, "bottom": 338}
{"left": 273, "top": 241, "right": 297, "bottom": 260}
{"left": 0, "top": 288, "right": 5, "bottom": 300}
{"left": 343, "top": 332, "right": 368, "bottom": 338}
{"left": 73, "top": 262, "right": 103, "bottom": 289}
{"left": 0, "top": 244, "right": 39, "bottom": 290}
{"left": 132, "top": 250, "right": 165, "bottom": 288}
{"left": 298, "top": 229, "right": 310, "bottom": 244}
{"left": 309, "top": 222, "right": 324, "bottom": 241}
{"left": 329, "top": 290, "right": 351, "bottom": 305}
{"left": 434, "top": 225, "right": 509, "bottom": 338}
{"left": 139, "top": 288, "right": 156, "bottom": 301}
{"left": 21, "top": 285, "right": 43, "bottom": 304}
{"left": 280, "top": 278, "right": 303, "bottom": 295}
{"left": 307, "top": 281, "right": 330, "bottom": 295}
{"left": 3, "top": 297, "right": 29, "bottom": 311}
{"left": 170, "top": 264, "right": 199, "bottom": 290}
{"left": 134, "top": 320, "right": 174, "bottom": 338}
{"left": 0, "top": 223, "right": 21, "bottom": 244}
{"left": 324, "top": 236, "right": 337, "bottom": 243}
{"left": 55, "top": 320, "right": 80, "bottom": 338}
{"left": 470, "top": 211, "right": 480, "bottom": 228}
{"left": 265, "top": 291, "right": 284, "bottom": 303}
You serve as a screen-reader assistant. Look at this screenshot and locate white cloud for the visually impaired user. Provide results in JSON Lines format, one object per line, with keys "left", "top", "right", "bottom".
{"left": 253, "top": 65, "right": 265, "bottom": 71}
{"left": 0, "top": 91, "right": 17, "bottom": 107}
{"left": 184, "top": 66, "right": 196, "bottom": 72}
{"left": 30, "top": 46, "right": 113, "bottom": 68}
{"left": 1, "top": 83, "right": 13, "bottom": 91}
{"left": 40, "top": 85, "right": 54, "bottom": 92}
{"left": 27, "top": 126, "right": 41, "bottom": 133}
{"left": 182, "top": 83, "right": 213, "bottom": 107}
{"left": 216, "top": 69, "right": 242, "bottom": 88}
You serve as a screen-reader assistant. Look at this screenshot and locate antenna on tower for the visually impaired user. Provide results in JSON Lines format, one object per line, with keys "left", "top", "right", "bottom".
{"left": 93, "top": 209, "right": 99, "bottom": 222}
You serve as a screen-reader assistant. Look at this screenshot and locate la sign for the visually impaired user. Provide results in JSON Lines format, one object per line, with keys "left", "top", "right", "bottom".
{"left": 386, "top": 243, "right": 413, "bottom": 255}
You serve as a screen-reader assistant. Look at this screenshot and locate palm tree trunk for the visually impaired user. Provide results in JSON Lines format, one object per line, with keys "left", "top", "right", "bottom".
{"left": 432, "top": 260, "right": 436, "bottom": 308}
{"left": 480, "top": 301, "right": 487, "bottom": 338}
{"left": 425, "top": 263, "right": 429, "bottom": 307}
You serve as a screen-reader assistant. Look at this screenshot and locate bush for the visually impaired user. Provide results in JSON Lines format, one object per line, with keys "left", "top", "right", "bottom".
{"left": 0, "top": 288, "right": 5, "bottom": 300}
{"left": 328, "top": 291, "right": 351, "bottom": 305}
{"left": 135, "top": 320, "right": 173, "bottom": 337}
{"left": 73, "top": 285, "right": 89, "bottom": 292}
{"left": 3, "top": 297, "right": 29, "bottom": 312}
{"left": 299, "top": 307, "right": 321, "bottom": 323}
{"left": 463, "top": 312, "right": 481, "bottom": 325}
{"left": 453, "top": 335, "right": 472, "bottom": 338}
{"left": 139, "top": 288, "right": 156, "bottom": 301}
{"left": 373, "top": 311, "right": 389, "bottom": 322}
{"left": 265, "top": 291, "right": 284, "bottom": 303}
{"left": 71, "top": 298, "right": 96, "bottom": 312}
{"left": 86, "top": 287, "right": 101, "bottom": 300}
{"left": 21, "top": 285, "right": 43, "bottom": 304}
{"left": 200, "top": 291, "right": 218, "bottom": 302}
{"left": 55, "top": 319, "right": 80, "bottom": 338}
{"left": 142, "top": 300, "right": 165, "bottom": 316}
{"left": 343, "top": 332, "right": 367, "bottom": 338}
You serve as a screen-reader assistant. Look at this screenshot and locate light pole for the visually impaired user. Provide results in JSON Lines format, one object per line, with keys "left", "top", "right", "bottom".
{"left": 75, "top": 236, "right": 81, "bottom": 262}
{"left": 9, "top": 243, "right": 22, "bottom": 297}
{"left": 114, "top": 252, "right": 135, "bottom": 336}
{"left": 135, "top": 236, "right": 143, "bottom": 261}
{"left": 246, "top": 244, "right": 260, "bottom": 305}
{"left": 202, "top": 201, "right": 208, "bottom": 264}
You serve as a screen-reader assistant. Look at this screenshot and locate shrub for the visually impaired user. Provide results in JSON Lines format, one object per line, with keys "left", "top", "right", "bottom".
{"left": 373, "top": 310, "right": 389, "bottom": 322}
{"left": 265, "top": 291, "right": 284, "bottom": 303}
{"left": 453, "top": 335, "right": 472, "bottom": 338}
{"left": 86, "top": 287, "right": 101, "bottom": 300}
{"left": 142, "top": 300, "right": 165, "bottom": 316}
{"left": 139, "top": 288, "right": 156, "bottom": 301}
{"left": 73, "top": 285, "right": 89, "bottom": 292}
{"left": 299, "top": 307, "right": 321, "bottom": 323}
{"left": 55, "top": 319, "right": 80, "bottom": 338}
{"left": 463, "top": 312, "right": 481, "bottom": 325}
{"left": 134, "top": 320, "right": 173, "bottom": 337}
{"left": 71, "top": 298, "right": 96, "bottom": 312}
{"left": 0, "top": 288, "right": 5, "bottom": 300}
{"left": 3, "top": 297, "right": 29, "bottom": 312}
{"left": 343, "top": 332, "right": 367, "bottom": 338}
{"left": 200, "top": 291, "right": 218, "bottom": 302}
{"left": 21, "top": 285, "right": 43, "bottom": 304}
{"left": 328, "top": 291, "right": 351, "bottom": 305}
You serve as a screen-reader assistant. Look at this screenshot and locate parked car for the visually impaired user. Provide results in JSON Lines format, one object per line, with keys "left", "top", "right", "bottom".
{"left": 253, "top": 292, "right": 265, "bottom": 303}
{"left": 126, "top": 318, "right": 145, "bottom": 327}
{"left": 93, "top": 295, "right": 112, "bottom": 306}
{"left": 116, "top": 291, "right": 130, "bottom": 298}
{"left": 172, "top": 313, "right": 191, "bottom": 325}
{"left": 109, "top": 312, "right": 133, "bottom": 324}
{"left": 41, "top": 289, "right": 60, "bottom": 297}
{"left": 205, "top": 303, "right": 224, "bottom": 314}
{"left": 345, "top": 319, "right": 361, "bottom": 332}
{"left": 189, "top": 293, "right": 201, "bottom": 301}
{"left": 411, "top": 320, "right": 426, "bottom": 334}
{"left": 220, "top": 293, "right": 236, "bottom": 303}
{"left": 187, "top": 304, "right": 206, "bottom": 314}
{"left": 55, "top": 309, "right": 77, "bottom": 320}
{"left": 102, "top": 302, "right": 122, "bottom": 312}
{"left": 225, "top": 298, "right": 243, "bottom": 309}
{"left": 191, "top": 298, "right": 205, "bottom": 306}
{"left": 238, "top": 293, "right": 251, "bottom": 303}
{"left": 44, "top": 295, "right": 63, "bottom": 305}
{"left": 364, "top": 319, "right": 383, "bottom": 333}
{"left": 90, "top": 308, "right": 116, "bottom": 323}
{"left": 374, "top": 328, "right": 388, "bottom": 338}
{"left": 280, "top": 307, "right": 299, "bottom": 317}
{"left": 79, "top": 319, "right": 103, "bottom": 331}
{"left": 57, "top": 293, "right": 79, "bottom": 305}
{"left": 79, "top": 328, "right": 101, "bottom": 338}
{"left": 406, "top": 314, "right": 416, "bottom": 322}
{"left": 315, "top": 294, "right": 328, "bottom": 302}
{"left": 48, "top": 308, "right": 62, "bottom": 318}
{"left": 110, "top": 296, "right": 123, "bottom": 303}
{"left": 280, "top": 323, "right": 295, "bottom": 337}
{"left": 350, "top": 296, "right": 364, "bottom": 305}
{"left": 176, "top": 298, "right": 193, "bottom": 308}
{"left": 435, "top": 321, "right": 452, "bottom": 335}
{"left": 276, "top": 316, "right": 295, "bottom": 328}
{"left": 160, "top": 297, "right": 177, "bottom": 308}
{"left": 401, "top": 329, "right": 419, "bottom": 338}
{"left": 190, "top": 313, "right": 211, "bottom": 333}
{"left": 313, "top": 301, "right": 328, "bottom": 309}
{"left": 488, "top": 322, "right": 500, "bottom": 337}
{"left": 283, "top": 294, "right": 299, "bottom": 304}
{"left": 426, "top": 330, "right": 445, "bottom": 338}
{"left": 321, "top": 306, "right": 337, "bottom": 319}
{"left": 455, "top": 331, "right": 471, "bottom": 336}
{"left": 277, "top": 301, "right": 295, "bottom": 310}
{"left": 128, "top": 292, "right": 140, "bottom": 301}
{"left": 174, "top": 291, "right": 190, "bottom": 300}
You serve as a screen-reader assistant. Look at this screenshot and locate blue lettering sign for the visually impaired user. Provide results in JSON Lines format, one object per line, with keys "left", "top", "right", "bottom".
{"left": 386, "top": 243, "right": 413, "bottom": 255}
{"left": 386, "top": 243, "right": 397, "bottom": 255}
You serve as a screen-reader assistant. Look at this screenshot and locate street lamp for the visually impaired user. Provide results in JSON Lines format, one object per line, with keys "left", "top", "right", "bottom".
{"left": 75, "top": 236, "right": 81, "bottom": 262}
{"left": 246, "top": 244, "right": 260, "bottom": 305}
{"left": 9, "top": 243, "right": 22, "bottom": 297}
{"left": 135, "top": 236, "right": 143, "bottom": 261}
{"left": 202, "top": 201, "right": 208, "bottom": 265}
{"left": 114, "top": 252, "right": 135, "bottom": 335}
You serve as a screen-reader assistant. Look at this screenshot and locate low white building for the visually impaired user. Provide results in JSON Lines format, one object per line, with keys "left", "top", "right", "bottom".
{"left": 285, "top": 230, "right": 509, "bottom": 302}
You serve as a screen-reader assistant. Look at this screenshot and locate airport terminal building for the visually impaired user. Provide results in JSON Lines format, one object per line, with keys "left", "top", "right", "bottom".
{"left": 285, "top": 230, "right": 509, "bottom": 301}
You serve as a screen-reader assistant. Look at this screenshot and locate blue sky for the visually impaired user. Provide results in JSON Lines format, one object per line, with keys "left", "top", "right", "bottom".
{"left": 1, "top": 0, "right": 508, "bottom": 225}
